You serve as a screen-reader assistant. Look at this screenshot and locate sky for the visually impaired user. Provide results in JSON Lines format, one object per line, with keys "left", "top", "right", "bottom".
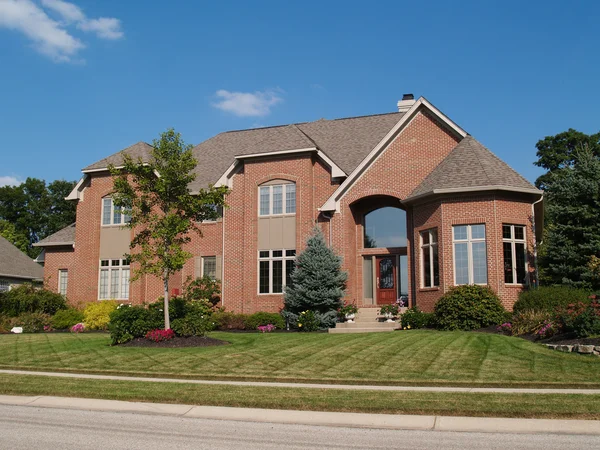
{"left": 1, "top": 0, "right": 599, "bottom": 187}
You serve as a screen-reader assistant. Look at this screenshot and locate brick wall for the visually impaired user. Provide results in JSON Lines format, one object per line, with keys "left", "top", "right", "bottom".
{"left": 42, "top": 246, "right": 76, "bottom": 305}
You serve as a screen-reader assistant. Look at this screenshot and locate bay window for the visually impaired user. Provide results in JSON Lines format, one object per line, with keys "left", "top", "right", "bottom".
{"left": 503, "top": 224, "right": 527, "bottom": 284}
{"left": 420, "top": 229, "right": 439, "bottom": 288}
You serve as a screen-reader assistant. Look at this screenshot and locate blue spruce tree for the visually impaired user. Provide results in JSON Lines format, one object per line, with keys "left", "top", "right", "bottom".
{"left": 284, "top": 227, "right": 347, "bottom": 328}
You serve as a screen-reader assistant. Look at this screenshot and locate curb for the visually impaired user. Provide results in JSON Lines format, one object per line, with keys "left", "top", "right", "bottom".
{"left": 1, "top": 395, "right": 599, "bottom": 435}
{"left": 2, "top": 369, "right": 600, "bottom": 395}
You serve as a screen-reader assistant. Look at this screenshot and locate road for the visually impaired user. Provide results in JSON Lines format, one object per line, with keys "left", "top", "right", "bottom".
{"left": 1, "top": 405, "right": 599, "bottom": 450}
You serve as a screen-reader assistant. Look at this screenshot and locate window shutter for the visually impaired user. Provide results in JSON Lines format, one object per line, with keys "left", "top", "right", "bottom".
{"left": 194, "top": 257, "right": 202, "bottom": 279}
{"left": 215, "top": 256, "right": 222, "bottom": 280}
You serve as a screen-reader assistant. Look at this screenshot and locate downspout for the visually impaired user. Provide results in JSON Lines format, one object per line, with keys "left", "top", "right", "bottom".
{"left": 221, "top": 203, "right": 226, "bottom": 307}
{"left": 531, "top": 194, "right": 544, "bottom": 289}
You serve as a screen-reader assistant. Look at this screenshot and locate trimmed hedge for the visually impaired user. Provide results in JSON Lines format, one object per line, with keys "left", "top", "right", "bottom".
{"left": 513, "top": 286, "right": 592, "bottom": 314}
{"left": 51, "top": 308, "right": 84, "bottom": 330}
{"left": 0, "top": 285, "right": 66, "bottom": 317}
{"left": 245, "top": 312, "right": 285, "bottom": 330}
{"left": 108, "top": 305, "right": 162, "bottom": 345}
{"left": 434, "top": 285, "right": 506, "bottom": 331}
{"left": 400, "top": 307, "right": 435, "bottom": 329}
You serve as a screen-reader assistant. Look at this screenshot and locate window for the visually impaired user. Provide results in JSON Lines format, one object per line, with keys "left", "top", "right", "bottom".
{"left": 503, "top": 225, "right": 527, "bottom": 284}
{"left": 202, "top": 256, "right": 217, "bottom": 280}
{"left": 0, "top": 279, "right": 9, "bottom": 293}
{"left": 58, "top": 270, "right": 68, "bottom": 296}
{"left": 363, "top": 207, "right": 407, "bottom": 248}
{"left": 420, "top": 229, "right": 439, "bottom": 288}
{"left": 453, "top": 224, "right": 487, "bottom": 285}
{"left": 102, "top": 198, "right": 131, "bottom": 226}
{"left": 258, "top": 184, "right": 296, "bottom": 216}
{"left": 258, "top": 249, "right": 296, "bottom": 294}
{"left": 99, "top": 259, "right": 130, "bottom": 299}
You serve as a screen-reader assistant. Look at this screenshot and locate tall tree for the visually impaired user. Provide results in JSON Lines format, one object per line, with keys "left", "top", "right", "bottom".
{"left": 534, "top": 129, "right": 600, "bottom": 190}
{"left": 0, "top": 178, "right": 76, "bottom": 256}
{"left": 283, "top": 227, "right": 347, "bottom": 329}
{"left": 541, "top": 146, "right": 600, "bottom": 289}
{"left": 0, "top": 220, "right": 29, "bottom": 253}
{"left": 110, "top": 129, "right": 228, "bottom": 329}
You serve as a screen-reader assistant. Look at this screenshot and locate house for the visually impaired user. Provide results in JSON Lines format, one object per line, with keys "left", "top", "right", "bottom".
{"left": 35, "top": 95, "right": 543, "bottom": 312}
{"left": 0, "top": 236, "right": 44, "bottom": 292}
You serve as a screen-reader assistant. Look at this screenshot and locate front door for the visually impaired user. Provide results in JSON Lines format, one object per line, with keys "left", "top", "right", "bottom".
{"left": 376, "top": 256, "right": 396, "bottom": 305}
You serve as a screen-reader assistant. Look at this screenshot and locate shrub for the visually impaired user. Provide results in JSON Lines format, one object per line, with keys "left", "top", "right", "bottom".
{"left": 51, "top": 308, "right": 84, "bottom": 330}
{"left": 182, "top": 276, "right": 221, "bottom": 306}
{"left": 149, "top": 296, "right": 188, "bottom": 321}
{"left": 513, "top": 286, "right": 592, "bottom": 314}
{"left": 511, "top": 310, "right": 553, "bottom": 336}
{"left": 83, "top": 301, "right": 119, "bottom": 330}
{"left": 496, "top": 322, "right": 513, "bottom": 335}
{"left": 145, "top": 328, "right": 175, "bottom": 342}
{"left": 212, "top": 311, "right": 248, "bottom": 330}
{"left": 297, "top": 310, "right": 320, "bottom": 331}
{"left": 71, "top": 323, "right": 85, "bottom": 333}
{"left": 171, "top": 301, "right": 214, "bottom": 337}
{"left": 434, "top": 285, "right": 506, "bottom": 331}
{"left": 257, "top": 324, "right": 276, "bottom": 333}
{"left": 0, "top": 285, "right": 67, "bottom": 317}
{"left": 0, "top": 315, "right": 9, "bottom": 333}
{"left": 400, "top": 307, "right": 435, "bottom": 329}
{"left": 9, "top": 312, "right": 52, "bottom": 333}
{"left": 558, "top": 301, "right": 600, "bottom": 338}
{"left": 245, "top": 312, "right": 285, "bottom": 330}
{"left": 108, "top": 305, "right": 162, "bottom": 344}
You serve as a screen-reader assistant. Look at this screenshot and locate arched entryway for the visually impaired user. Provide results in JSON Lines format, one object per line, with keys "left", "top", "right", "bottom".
{"left": 351, "top": 196, "right": 409, "bottom": 306}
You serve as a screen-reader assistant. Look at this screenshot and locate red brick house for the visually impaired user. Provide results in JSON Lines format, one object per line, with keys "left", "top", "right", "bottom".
{"left": 35, "top": 95, "right": 543, "bottom": 312}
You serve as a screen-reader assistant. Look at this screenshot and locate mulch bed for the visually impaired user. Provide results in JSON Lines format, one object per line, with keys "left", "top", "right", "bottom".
{"left": 121, "top": 336, "right": 228, "bottom": 348}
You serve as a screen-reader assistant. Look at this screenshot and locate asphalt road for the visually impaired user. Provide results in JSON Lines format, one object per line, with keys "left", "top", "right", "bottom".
{"left": 1, "top": 405, "right": 599, "bottom": 450}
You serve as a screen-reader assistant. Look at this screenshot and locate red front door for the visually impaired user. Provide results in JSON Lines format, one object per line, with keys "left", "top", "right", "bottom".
{"left": 376, "top": 256, "right": 396, "bottom": 305}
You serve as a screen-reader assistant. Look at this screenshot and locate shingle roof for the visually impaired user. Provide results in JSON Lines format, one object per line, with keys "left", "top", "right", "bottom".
{"left": 407, "top": 136, "right": 540, "bottom": 201}
{"left": 34, "top": 223, "right": 76, "bottom": 247}
{"left": 83, "top": 142, "right": 153, "bottom": 172}
{"left": 0, "top": 236, "right": 43, "bottom": 281}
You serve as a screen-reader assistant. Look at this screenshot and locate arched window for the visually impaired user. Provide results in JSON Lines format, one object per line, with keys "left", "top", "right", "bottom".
{"left": 364, "top": 207, "right": 407, "bottom": 248}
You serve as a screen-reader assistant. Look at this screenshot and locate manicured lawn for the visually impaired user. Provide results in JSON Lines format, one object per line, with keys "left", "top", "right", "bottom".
{"left": 1, "top": 373, "right": 600, "bottom": 419}
{"left": 1, "top": 330, "right": 599, "bottom": 387}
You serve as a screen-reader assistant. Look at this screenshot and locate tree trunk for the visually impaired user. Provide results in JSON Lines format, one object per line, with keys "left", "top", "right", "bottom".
{"left": 163, "top": 271, "right": 170, "bottom": 330}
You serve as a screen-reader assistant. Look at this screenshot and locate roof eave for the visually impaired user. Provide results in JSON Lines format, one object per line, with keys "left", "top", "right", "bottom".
{"left": 32, "top": 241, "right": 75, "bottom": 248}
{"left": 403, "top": 186, "right": 544, "bottom": 204}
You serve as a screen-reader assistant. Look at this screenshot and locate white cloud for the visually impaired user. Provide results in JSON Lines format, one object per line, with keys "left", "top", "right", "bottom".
{"left": 0, "top": 176, "right": 23, "bottom": 187}
{"left": 0, "top": 0, "right": 123, "bottom": 63}
{"left": 213, "top": 89, "right": 283, "bottom": 117}
{"left": 77, "top": 17, "right": 123, "bottom": 40}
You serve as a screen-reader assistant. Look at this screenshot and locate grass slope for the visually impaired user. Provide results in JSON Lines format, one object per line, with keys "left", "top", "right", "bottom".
{"left": 1, "top": 373, "right": 600, "bottom": 419}
{"left": 0, "top": 330, "right": 598, "bottom": 387}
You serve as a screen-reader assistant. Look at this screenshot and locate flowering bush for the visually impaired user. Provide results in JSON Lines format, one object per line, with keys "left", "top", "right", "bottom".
{"left": 496, "top": 322, "right": 512, "bottom": 334}
{"left": 557, "top": 301, "right": 600, "bottom": 338}
{"left": 537, "top": 321, "right": 557, "bottom": 339}
{"left": 297, "top": 310, "right": 320, "bottom": 331}
{"left": 338, "top": 301, "right": 358, "bottom": 318}
{"left": 71, "top": 322, "right": 85, "bottom": 333}
{"left": 84, "top": 301, "right": 119, "bottom": 330}
{"left": 379, "top": 304, "right": 399, "bottom": 316}
{"left": 257, "top": 324, "right": 276, "bottom": 333}
{"left": 145, "top": 328, "right": 175, "bottom": 342}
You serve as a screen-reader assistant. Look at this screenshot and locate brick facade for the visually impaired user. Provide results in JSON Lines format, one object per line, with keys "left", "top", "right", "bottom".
{"left": 41, "top": 104, "right": 540, "bottom": 313}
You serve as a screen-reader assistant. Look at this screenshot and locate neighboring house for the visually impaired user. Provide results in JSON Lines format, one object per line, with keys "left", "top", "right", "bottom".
{"left": 0, "top": 236, "right": 44, "bottom": 292}
{"left": 35, "top": 95, "right": 543, "bottom": 312}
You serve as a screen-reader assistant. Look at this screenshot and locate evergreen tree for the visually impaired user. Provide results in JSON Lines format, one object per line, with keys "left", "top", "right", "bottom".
{"left": 283, "top": 227, "right": 347, "bottom": 328}
{"left": 541, "top": 146, "right": 600, "bottom": 289}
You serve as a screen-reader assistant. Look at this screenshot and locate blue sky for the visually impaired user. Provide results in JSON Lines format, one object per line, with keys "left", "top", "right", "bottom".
{"left": 1, "top": 0, "right": 599, "bottom": 187}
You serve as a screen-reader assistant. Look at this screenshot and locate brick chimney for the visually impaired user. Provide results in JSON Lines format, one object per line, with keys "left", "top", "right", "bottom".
{"left": 397, "top": 93, "right": 415, "bottom": 113}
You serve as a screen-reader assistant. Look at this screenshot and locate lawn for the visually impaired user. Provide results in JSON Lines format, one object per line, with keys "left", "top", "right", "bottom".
{"left": 2, "top": 373, "right": 600, "bottom": 419}
{"left": 0, "top": 330, "right": 599, "bottom": 387}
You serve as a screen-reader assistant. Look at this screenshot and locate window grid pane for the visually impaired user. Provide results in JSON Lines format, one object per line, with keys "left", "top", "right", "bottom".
{"left": 503, "top": 242, "right": 514, "bottom": 284}
{"left": 102, "top": 199, "right": 112, "bottom": 225}
{"left": 454, "top": 226, "right": 468, "bottom": 240}
{"left": 454, "top": 242, "right": 469, "bottom": 285}
{"left": 423, "top": 246, "right": 431, "bottom": 287}
{"left": 259, "top": 187, "right": 270, "bottom": 216}
{"left": 99, "top": 270, "right": 109, "bottom": 299}
{"left": 113, "top": 207, "right": 122, "bottom": 225}
{"left": 472, "top": 242, "right": 488, "bottom": 284}
{"left": 121, "top": 269, "right": 130, "bottom": 299}
{"left": 285, "top": 184, "right": 296, "bottom": 214}
{"left": 515, "top": 243, "right": 526, "bottom": 284}
{"left": 110, "top": 269, "right": 120, "bottom": 298}
{"left": 58, "top": 270, "right": 68, "bottom": 296}
{"left": 286, "top": 260, "right": 295, "bottom": 288}
{"left": 203, "top": 257, "right": 217, "bottom": 279}
{"left": 272, "top": 186, "right": 283, "bottom": 215}
{"left": 272, "top": 260, "right": 283, "bottom": 293}
{"left": 259, "top": 261, "right": 270, "bottom": 293}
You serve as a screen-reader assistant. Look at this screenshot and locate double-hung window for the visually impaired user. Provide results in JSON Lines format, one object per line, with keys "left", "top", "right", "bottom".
{"left": 258, "top": 250, "right": 296, "bottom": 294}
{"left": 58, "top": 270, "right": 68, "bottom": 296}
{"left": 420, "top": 229, "right": 439, "bottom": 288}
{"left": 258, "top": 184, "right": 296, "bottom": 216}
{"left": 453, "top": 224, "right": 487, "bottom": 285}
{"left": 99, "top": 259, "right": 130, "bottom": 300}
{"left": 102, "top": 198, "right": 131, "bottom": 226}
{"left": 202, "top": 256, "right": 217, "bottom": 280}
{"left": 503, "top": 224, "right": 527, "bottom": 284}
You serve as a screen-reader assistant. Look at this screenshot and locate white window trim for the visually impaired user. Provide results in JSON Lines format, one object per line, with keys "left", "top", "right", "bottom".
{"left": 258, "top": 184, "right": 296, "bottom": 217}
{"left": 101, "top": 198, "right": 130, "bottom": 227}
{"left": 58, "top": 269, "right": 68, "bottom": 296}
{"left": 452, "top": 224, "right": 488, "bottom": 286}
{"left": 98, "top": 259, "right": 130, "bottom": 300}
{"left": 420, "top": 229, "right": 438, "bottom": 288}
{"left": 257, "top": 249, "right": 296, "bottom": 295}
{"left": 503, "top": 224, "right": 528, "bottom": 285}
{"left": 201, "top": 256, "right": 217, "bottom": 280}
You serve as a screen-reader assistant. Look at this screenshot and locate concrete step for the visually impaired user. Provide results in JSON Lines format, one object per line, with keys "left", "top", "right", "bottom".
{"left": 334, "top": 321, "right": 398, "bottom": 329}
{"left": 329, "top": 327, "right": 399, "bottom": 334}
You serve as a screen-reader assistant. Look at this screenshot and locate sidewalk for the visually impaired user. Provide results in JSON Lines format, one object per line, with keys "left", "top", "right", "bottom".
{"left": 2, "top": 369, "right": 600, "bottom": 394}
{"left": 1, "top": 394, "right": 599, "bottom": 435}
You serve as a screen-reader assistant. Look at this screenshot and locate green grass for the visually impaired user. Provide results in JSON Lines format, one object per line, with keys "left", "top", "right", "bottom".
{"left": 0, "top": 330, "right": 599, "bottom": 387}
{"left": 1, "top": 373, "right": 600, "bottom": 419}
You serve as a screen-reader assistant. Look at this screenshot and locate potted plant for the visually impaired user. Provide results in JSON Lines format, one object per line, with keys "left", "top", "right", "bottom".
{"left": 379, "top": 304, "right": 399, "bottom": 322}
{"left": 338, "top": 301, "right": 358, "bottom": 323}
